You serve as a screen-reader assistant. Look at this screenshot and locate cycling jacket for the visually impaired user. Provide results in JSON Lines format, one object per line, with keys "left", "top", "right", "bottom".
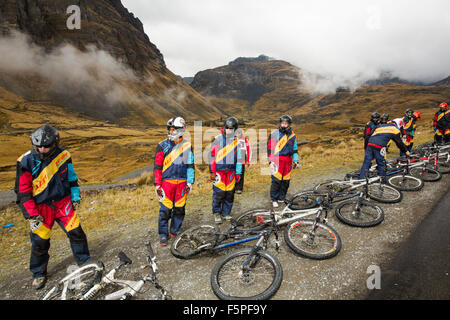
{"left": 154, "top": 138, "right": 195, "bottom": 186}
{"left": 367, "top": 123, "right": 408, "bottom": 153}
{"left": 15, "top": 148, "right": 80, "bottom": 219}
{"left": 267, "top": 128, "right": 299, "bottom": 162}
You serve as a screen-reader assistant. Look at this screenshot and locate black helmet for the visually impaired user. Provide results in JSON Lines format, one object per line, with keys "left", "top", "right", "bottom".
{"left": 381, "top": 113, "right": 390, "bottom": 123}
{"left": 280, "top": 115, "right": 292, "bottom": 124}
{"left": 224, "top": 117, "right": 238, "bottom": 130}
{"left": 405, "top": 108, "right": 414, "bottom": 117}
{"left": 371, "top": 112, "right": 381, "bottom": 119}
{"left": 30, "top": 125, "right": 60, "bottom": 160}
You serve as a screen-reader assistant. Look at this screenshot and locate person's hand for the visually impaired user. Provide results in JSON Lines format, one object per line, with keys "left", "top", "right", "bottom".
{"left": 235, "top": 174, "right": 241, "bottom": 183}
{"left": 29, "top": 215, "right": 43, "bottom": 232}
{"left": 185, "top": 183, "right": 192, "bottom": 194}
{"left": 72, "top": 200, "right": 81, "bottom": 211}
{"left": 155, "top": 185, "right": 163, "bottom": 198}
{"left": 210, "top": 173, "right": 216, "bottom": 182}
{"left": 406, "top": 151, "right": 411, "bottom": 157}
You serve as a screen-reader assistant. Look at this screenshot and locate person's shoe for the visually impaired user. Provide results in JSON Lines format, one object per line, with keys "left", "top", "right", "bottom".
{"left": 214, "top": 213, "right": 222, "bottom": 224}
{"left": 272, "top": 201, "right": 279, "bottom": 208}
{"left": 223, "top": 215, "right": 232, "bottom": 221}
{"left": 32, "top": 276, "right": 47, "bottom": 290}
{"left": 159, "top": 237, "right": 168, "bottom": 246}
{"left": 235, "top": 190, "right": 242, "bottom": 194}
{"left": 278, "top": 199, "right": 285, "bottom": 203}
{"left": 169, "top": 233, "right": 177, "bottom": 239}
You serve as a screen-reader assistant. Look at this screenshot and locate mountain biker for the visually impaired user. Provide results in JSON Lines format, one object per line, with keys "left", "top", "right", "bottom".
{"left": 267, "top": 115, "right": 299, "bottom": 208}
{"left": 209, "top": 117, "right": 243, "bottom": 224}
{"left": 433, "top": 102, "right": 450, "bottom": 145}
{"left": 360, "top": 121, "right": 410, "bottom": 180}
{"left": 364, "top": 112, "right": 381, "bottom": 150}
{"left": 401, "top": 108, "right": 420, "bottom": 155}
{"left": 234, "top": 128, "right": 252, "bottom": 194}
{"left": 153, "top": 117, "right": 195, "bottom": 246}
{"left": 14, "top": 125, "right": 90, "bottom": 290}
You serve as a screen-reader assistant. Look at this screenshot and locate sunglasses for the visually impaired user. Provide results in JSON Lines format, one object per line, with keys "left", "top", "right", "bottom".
{"left": 37, "top": 144, "right": 52, "bottom": 148}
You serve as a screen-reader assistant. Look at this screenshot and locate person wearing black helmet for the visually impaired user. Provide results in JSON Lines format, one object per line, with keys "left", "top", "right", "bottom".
{"left": 363, "top": 112, "right": 381, "bottom": 150}
{"left": 14, "top": 125, "right": 90, "bottom": 290}
{"left": 267, "top": 115, "right": 299, "bottom": 208}
{"left": 433, "top": 102, "right": 450, "bottom": 145}
{"left": 209, "top": 117, "right": 243, "bottom": 224}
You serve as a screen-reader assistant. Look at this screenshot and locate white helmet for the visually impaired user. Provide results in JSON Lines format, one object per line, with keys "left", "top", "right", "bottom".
{"left": 167, "top": 117, "right": 186, "bottom": 141}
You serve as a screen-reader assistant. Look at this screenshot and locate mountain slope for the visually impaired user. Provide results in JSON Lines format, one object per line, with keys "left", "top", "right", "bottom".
{"left": 0, "top": 0, "right": 221, "bottom": 125}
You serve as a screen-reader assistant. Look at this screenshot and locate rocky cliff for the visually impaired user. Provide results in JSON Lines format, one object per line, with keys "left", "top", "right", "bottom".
{"left": 0, "top": 0, "right": 221, "bottom": 125}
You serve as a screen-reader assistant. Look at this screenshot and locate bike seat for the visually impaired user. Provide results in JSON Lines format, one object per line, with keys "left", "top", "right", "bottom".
{"left": 118, "top": 251, "right": 132, "bottom": 265}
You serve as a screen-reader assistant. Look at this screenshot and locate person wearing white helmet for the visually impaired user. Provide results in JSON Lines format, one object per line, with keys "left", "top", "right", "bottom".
{"left": 153, "top": 117, "right": 195, "bottom": 246}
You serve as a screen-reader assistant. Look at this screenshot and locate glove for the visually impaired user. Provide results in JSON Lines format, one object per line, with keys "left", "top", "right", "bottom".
{"left": 29, "top": 215, "right": 43, "bottom": 232}
{"left": 155, "top": 185, "right": 163, "bottom": 198}
{"left": 293, "top": 162, "right": 298, "bottom": 169}
{"left": 235, "top": 174, "right": 241, "bottom": 183}
{"left": 210, "top": 173, "right": 216, "bottom": 182}
{"left": 185, "top": 183, "right": 192, "bottom": 194}
{"left": 72, "top": 200, "right": 81, "bottom": 211}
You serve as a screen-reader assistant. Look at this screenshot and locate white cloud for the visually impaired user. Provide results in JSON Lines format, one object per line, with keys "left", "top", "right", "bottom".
{"left": 123, "top": 0, "right": 450, "bottom": 91}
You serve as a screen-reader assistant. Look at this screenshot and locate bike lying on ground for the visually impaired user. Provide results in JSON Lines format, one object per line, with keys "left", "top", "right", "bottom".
{"left": 41, "top": 241, "right": 171, "bottom": 300}
{"left": 210, "top": 207, "right": 283, "bottom": 300}
{"left": 410, "top": 144, "right": 450, "bottom": 175}
{"left": 172, "top": 195, "right": 341, "bottom": 261}
{"left": 292, "top": 175, "right": 385, "bottom": 228}
{"left": 234, "top": 194, "right": 342, "bottom": 260}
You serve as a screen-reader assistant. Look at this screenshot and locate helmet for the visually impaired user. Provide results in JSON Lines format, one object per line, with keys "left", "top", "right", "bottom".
{"left": 440, "top": 102, "right": 448, "bottom": 109}
{"left": 405, "top": 108, "right": 414, "bottom": 117}
{"left": 30, "top": 125, "right": 60, "bottom": 160}
{"left": 167, "top": 116, "right": 186, "bottom": 141}
{"left": 224, "top": 117, "right": 239, "bottom": 130}
{"left": 413, "top": 111, "right": 421, "bottom": 119}
{"left": 380, "top": 113, "right": 389, "bottom": 123}
{"left": 280, "top": 115, "right": 292, "bottom": 125}
{"left": 279, "top": 115, "right": 292, "bottom": 133}
{"left": 370, "top": 112, "right": 381, "bottom": 125}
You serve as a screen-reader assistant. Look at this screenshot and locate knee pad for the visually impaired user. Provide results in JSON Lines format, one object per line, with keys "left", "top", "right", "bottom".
{"left": 68, "top": 226, "right": 87, "bottom": 243}
{"left": 225, "top": 190, "right": 235, "bottom": 203}
{"left": 31, "top": 238, "right": 50, "bottom": 257}
{"left": 159, "top": 209, "right": 172, "bottom": 221}
{"left": 172, "top": 206, "right": 185, "bottom": 217}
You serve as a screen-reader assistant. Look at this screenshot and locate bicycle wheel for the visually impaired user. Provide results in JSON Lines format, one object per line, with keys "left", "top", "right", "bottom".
{"left": 410, "top": 167, "right": 442, "bottom": 182}
{"left": 335, "top": 199, "right": 384, "bottom": 227}
{"left": 234, "top": 209, "right": 272, "bottom": 231}
{"left": 170, "top": 225, "right": 217, "bottom": 259}
{"left": 314, "top": 180, "right": 356, "bottom": 202}
{"left": 283, "top": 219, "right": 341, "bottom": 260}
{"left": 387, "top": 174, "right": 424, "bottom": 191}
{"left": 428, "top": 161, "right": 450, "bottom": 174}
{"left": 367, "top": 182, "right": 402, "bottom": 203}
{"left": 210, "top": 248, "right": 283, "bottom": 300}
{"left": 41, "top": 261, "right": 104, "bottom": 300}
{"left": 290, "top": 191, "right": 319, "bottom": 210}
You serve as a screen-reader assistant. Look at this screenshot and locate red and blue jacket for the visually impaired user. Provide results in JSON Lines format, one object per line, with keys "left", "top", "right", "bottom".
{"left": 367, "top": 123, "right": 408, "bottom": 153}
{"left": 14, "top": 148, "right": 81, "bottom": 219}
{"left": 364, "top": 120, "right": 378, "bottom": 149}
{"left": 267, "top": 129, "right": 299, "bottom": 163}
{"left": 209, "top": 133, "right": 243, "bottom": 174}
{"left": 403, "top": 115, "right": 417, "bottom": 136}
{"left": 154, "top": 138, "right": 195, "bottom": 186}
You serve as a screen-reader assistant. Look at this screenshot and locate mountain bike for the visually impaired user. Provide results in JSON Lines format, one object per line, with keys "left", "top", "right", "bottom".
{"left": 41, "top": 241, "right": 171, "bottom": 300}
{"left": 314, "top": 171, "right": 403, "bottom": 204}
{"left": 234, "top": 195, "right": 342, "bottom": 260}
{"left": 290, "top": 178, "right": 385, "bottom": 228}
{"left": 345, "top": 158, "right": 424, "bottom": 192}
{"left": 411, "top": 144, "right": 450, "bottom": 175}
{"left": 210, "top": 207, "right": 283, "bottom": 300}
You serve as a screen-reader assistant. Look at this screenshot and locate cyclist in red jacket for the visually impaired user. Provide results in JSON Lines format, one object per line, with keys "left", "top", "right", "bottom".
{"left": 153, "top": 117, "right": 195, "bottom": 246}
{"left": 15, "top": 125, "right": 90, "bottom": 290}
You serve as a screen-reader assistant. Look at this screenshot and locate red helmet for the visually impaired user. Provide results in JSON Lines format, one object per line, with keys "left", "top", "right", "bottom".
{"left": 413, "top": 111, "right": 421, "bottom": 119}
{"left": 440, "top": 102, "right": 448, "bottom": 109}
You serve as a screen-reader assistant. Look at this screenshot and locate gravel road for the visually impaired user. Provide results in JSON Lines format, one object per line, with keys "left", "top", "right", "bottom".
{"left": 0, "top": 167, "right": 448, "bottom": 300}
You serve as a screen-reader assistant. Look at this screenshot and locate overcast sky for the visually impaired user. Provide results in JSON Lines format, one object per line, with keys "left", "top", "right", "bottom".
{"left": 122, "top": 0, "right": 450, "bottom": 87}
